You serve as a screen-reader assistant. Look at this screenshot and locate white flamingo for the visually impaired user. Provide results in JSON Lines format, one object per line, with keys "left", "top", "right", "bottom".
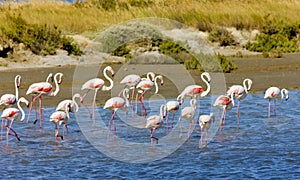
{"left": 145, "top": 104, "right": 166, "bottom": 144}
{"left": 264, "top": 87, "right": 288, "bottom": 118}
{"left": 1, "top": 97, "right": 29, "bottom": 142}
{"left": 164, "top": 95, "right": 182, "bottom": 133}
{"left": 0, "top": 75, "right": 21, "bottom": 107}
{"left": 178, "top": 99, "right": 197, "bottom": 139}
{"left": 227, "top": 78, "right": 252, "bottom": 119}
{"left": 213, "top": 92, "right": 235, "bottom": 128}
{"left": 56, "top": 93, "right": 81, "bottom": 113}
{"left": 26, "top": 72, "right": 63, "bottom": 127}
{"left": 136, "top": 75, "right": 164, "bottom": 116}
{"left": 103, "top": 88, "right": 130, "bottom": 137}
{"left": 177, "top": 72, "right": 211, "bottom": 101}
{"left": 199, "top": 113, "right": 214, "bottom": 147}
{"left": 81, "top": 66, "right": 114, "bottom": 119}
{"left": 50, "top": 103, "right": 71, "bottom": 141}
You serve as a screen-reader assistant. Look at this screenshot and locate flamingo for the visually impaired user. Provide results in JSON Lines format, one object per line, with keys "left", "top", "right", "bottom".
{"left": 178, "top": 99, "right": 197, "bottom": 139}
{"left": 177, "top": 72, "right": 211, "bottom": 101}
{"left": 199, "top": 113, "right": 214, "bottom": 147}
{"left": 81, "top": 66, "right": 115, "bottom": 119}
{"left": 103, "top": 88, "right": 130, "bottom": 137}
{"left": 136, "top": 75, "right": 164, "bottom": 116}
{"left": 56, "top": 93, "right": 81, "bottom": 113}
{"left": 50, "top": 103, "right": 71, "bottom": 141}
{"left": 227, "top": 78, "right": 252, "bottom": 120}
{"left": 264, "top": 87, "right": 289, "bottom": 118}
{"left": 164, "top": 96, "right": 182, "bottom": 132}
{"left": 26, "top": 72, "right": 63, "bottom": 127}
{"left": 1, "top": 97, "right": 29, "bottom": 142}
{"left": 213, "top": 92, "right": 235, "bottom": 128}
{"left": 145, "top": 104, "right": 166, "bottom": 144}
{"left": 120, "top": 72, "right": 155, "bottom": 103}
{"left": 0, "top": 75, "right": 21, "bottom": 107}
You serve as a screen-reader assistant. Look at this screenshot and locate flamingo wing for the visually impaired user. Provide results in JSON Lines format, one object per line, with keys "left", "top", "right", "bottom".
{"left": 81, "top": 78, "right": 105, "bottom": 90}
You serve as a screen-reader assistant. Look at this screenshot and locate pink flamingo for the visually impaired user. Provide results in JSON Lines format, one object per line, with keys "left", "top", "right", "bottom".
{"left": 120, "top": 72, "right": 155, "bottom": 104}
{"left": 26, "top": 72, "right": 63, "bottom": 127}
{"left": 136, "top": 75, "right": 164, "bottom": 116}
{"left": 0, "top": 75, "right": 21, "bottom": 107}
{"left": 50, "top": 103, "right": 71, "bottom": 141}
{"left": 145, "top": 104, "right": 166, "bottom": 144}
{"left": 164, "top": 95, "right": 182, "bottom": 132}
{"left": 264, "top": 87, "right": 289, "bottom": 118}
{"left": 56, "top": 93, "right": 81, "bottom": 113}
{"left": 199, "top": 113, "right": 214, "bottom": 147}
{"left": 227, "top": 78, "right": 252, "bottom": 120}
{"left": 103, "top": 88, "right": 130, "bottom": 137}
{"left": 1, "top": 97, "right": 29, "bottom": 142}
{"left": 178, "top": 99, "right": 197, "bottom": 139}
{"left": 81, "top": 66, "right": 115, "bottom": 119}
{"left": 178, "top": 72, "right": 211, "bottom": 101}
{"left": 213, "top": 92, "right": 235, "bottom": 128}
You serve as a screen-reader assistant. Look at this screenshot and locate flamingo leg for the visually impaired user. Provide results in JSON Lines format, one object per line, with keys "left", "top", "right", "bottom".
{"left": 150, "top": 129, "right": 158, "bottom": 144}
{"left": 107, "top": 111, "right": 116, "bottom": 138}
{"left": 179, "top": 117, "right": 182, "bottom": 138}
{"left": 220, "top": 108, "right": 225, "bottom": 126}
{"left": 1, "top": 118, "right": 4, "bottom": 140}
{"left": 236, "top": 100, "right": 241, "bottom": 124}
{"left": 140, "top": 91, "right": 147, "bottom": 117}
{"left": 80, "top": 90, "right": 93, "bottom": 119}
{"left": 91, "top": 89, "right": 99, "bottom": 120}
{"left": 39, "top": 96, "right": 43, "bottom": 128}
{"left": 274, "top": 99, "right": 276, "bottom": 117}
{"left": 6, "top": 124, "right": 20, "bottom": 141}
{"left": 165, "top": 113, "right": 169, "bottom": 134}
{"left": 199, "top": 127, "right": 203, "bottom": 148}
{"left": 171, "top": 113, "right": 175, "bottom": 129}
{"left": 268, "top": 99, "right": 271, "bottom": 118}
{"left": 26, "top": 96, "right": 34, "bottom": 123}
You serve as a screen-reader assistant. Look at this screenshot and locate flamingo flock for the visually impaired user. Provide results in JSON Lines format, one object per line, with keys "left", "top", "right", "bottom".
{"left": 0, "top": 66, "right": 290, "bottom": 147}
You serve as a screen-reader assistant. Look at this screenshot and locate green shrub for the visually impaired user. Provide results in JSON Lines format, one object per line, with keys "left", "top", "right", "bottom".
{"left": 0, "top": 13, "right": 82, "bottom": 56}
{"left": 208, "top": 28, "right": 236, "bottom": 46}
{"left": 245, "top": 19, "right": 299, "bottom": 53}
{"left": 96, "top": 21, "right": 163, "bottom": 53}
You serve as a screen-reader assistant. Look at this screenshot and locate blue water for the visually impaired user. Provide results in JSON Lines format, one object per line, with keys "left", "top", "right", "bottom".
{"left": 0, "top": 91, "right": 300, "bottom": 178}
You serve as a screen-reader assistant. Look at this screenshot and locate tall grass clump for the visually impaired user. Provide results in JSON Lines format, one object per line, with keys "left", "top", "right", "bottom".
{"left": 0, "top": 13, "right": 82, "bottom": 56}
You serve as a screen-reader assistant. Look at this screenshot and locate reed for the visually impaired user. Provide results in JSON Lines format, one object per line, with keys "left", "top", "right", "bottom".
{"left": 0, "top": 0, "right": 300, "bottom": 35}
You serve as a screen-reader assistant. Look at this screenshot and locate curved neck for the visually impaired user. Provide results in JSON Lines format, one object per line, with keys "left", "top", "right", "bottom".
{"left": 147, "top": 72, "right": 155, "bottom": 81}
{"left": 102, "top": 67, "right": 114, "bottom": 91}
{"left": 190, "top": 99, "right": 197, "bottom": 110}
{"left": 281, "top": 89, "right": 288, "bottom": 99}
{"left": 65, "top": 104, "right": 70, "bottom": 119}
{"left": 52, "top": 73, "right": 62, "bottom": 96}
{"left": 15, "top": 75, "right": 21, "bottom": 101}
{"left": 230, "top": 92, "right": 235, "bottom": 107}
{"left": 243, "top": 79, "right": 252, "bottom": 94}
{"left": 123, "top": 88, "right": 130, "bottom": 107}
{"left": 72, "top": 94, "right": 81, "bottom": 113}
{"left": 17, "top": 99, "right": 25, "bottom": 121}
{"left": 46, "top": 73, "right": 53, "bottom": 82}
{"left": 154, "top": 76, "right": 163, "bottom": 94}
{"left": 160, "top": 105, "right": 166, "bottom": 118}
{"left": 200, "top": 73, "right": 211, "bottom": 97}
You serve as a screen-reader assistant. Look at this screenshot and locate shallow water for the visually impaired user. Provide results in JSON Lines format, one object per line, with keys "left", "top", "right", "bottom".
{"left": 0, "top": 91, "right": 299, "bottom": 178}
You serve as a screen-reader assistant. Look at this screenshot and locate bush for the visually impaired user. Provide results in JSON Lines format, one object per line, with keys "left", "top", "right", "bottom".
{"left": 245, "top": 19, "right": 299, "bottom": 53}
{"left": 0, "top": 13, "right": 82, "bottom": 56}
{"left": 96, "top": 21, "right": 163, "bottom": 53}
{"left": 208, "top": 28, "right": 236, "bottom": 46}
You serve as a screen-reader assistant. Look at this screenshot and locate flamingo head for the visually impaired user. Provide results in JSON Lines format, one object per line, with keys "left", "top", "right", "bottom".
{"left": 16, "top": 75, "right": 22, "bottom": 88}
{"left": 107, "top": 66, "right": 115, "bottom": 77}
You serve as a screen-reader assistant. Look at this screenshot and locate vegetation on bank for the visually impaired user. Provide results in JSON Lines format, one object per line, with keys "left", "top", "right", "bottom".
{"left": 1, "top": 0, "right": 300, "bottom": 71}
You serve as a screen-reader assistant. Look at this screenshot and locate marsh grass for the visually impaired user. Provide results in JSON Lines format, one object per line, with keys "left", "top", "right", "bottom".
{"left": 0, "top": 0, "right": 300, "bottom": 35}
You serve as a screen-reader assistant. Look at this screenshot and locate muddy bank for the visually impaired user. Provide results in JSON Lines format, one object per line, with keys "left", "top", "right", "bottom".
{"left": 0, "top": 53, "right": 299, "bottom": 107}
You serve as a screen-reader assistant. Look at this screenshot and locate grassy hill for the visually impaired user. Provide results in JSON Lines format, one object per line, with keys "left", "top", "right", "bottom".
{"left": 0, "top": 0, "right": 300, "bottom": 34}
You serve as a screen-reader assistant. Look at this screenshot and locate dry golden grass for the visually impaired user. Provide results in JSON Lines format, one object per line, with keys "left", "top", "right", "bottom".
{"left": 0, "top": 0, "right": 300, "bottom": 35}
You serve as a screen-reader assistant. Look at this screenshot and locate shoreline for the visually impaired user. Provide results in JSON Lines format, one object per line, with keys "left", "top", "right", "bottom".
{"left": 0, "top": 52, "right": 299, "bottom": 108}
